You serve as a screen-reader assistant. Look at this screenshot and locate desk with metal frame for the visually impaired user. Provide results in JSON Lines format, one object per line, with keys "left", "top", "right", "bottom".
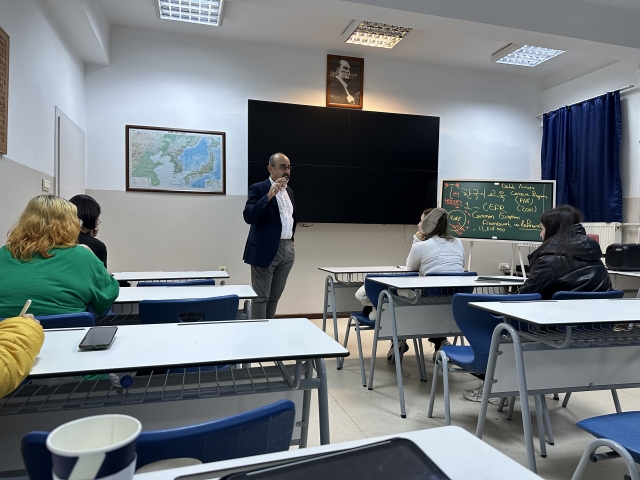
{"left": 364, "top": 276, "right": 524, "bottom": 418}
{"left": 0, "top": 319, "right": 348, "bottom": 471}
{"left": 105, "top": 285, "right": 257, "bottom": 324}
{"left": 318, "top": 266, "right": 413, "bottom": 369}
{"left": 471, "top": 298, "right": 640, "bottom": 474}
{"left": 112, "top": 270, "right": 230, "bottom": 283}
{"left": 134, "top": 426, "right": 542, "bottom": 480}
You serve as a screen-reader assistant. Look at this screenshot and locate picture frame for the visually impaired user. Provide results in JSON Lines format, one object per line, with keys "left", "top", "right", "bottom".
{"left": 326, "top": 54, "right": 363, "bottom": 109}
{"left": 126, "top": 125, "right": 226, "bottom": 194}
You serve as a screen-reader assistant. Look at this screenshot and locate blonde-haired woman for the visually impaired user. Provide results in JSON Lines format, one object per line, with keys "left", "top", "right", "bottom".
{"left": 0, "top": 195, "right": 119, "bottom": 318}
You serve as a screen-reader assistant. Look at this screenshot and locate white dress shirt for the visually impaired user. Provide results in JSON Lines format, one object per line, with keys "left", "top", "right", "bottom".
{"left": 269, "top": 177, "right": 294, "bottom": 239}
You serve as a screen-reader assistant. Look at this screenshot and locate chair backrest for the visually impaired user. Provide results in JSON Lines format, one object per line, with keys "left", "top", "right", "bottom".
{"left": 451, "top": 293, "right": 542, "bottom": 374}
{"left": 424, "top": 271, "right": 478, "bottom": 296}
{"left": 551, "top": 290, "right": 623, "bottom": 300}
{"left": 139, "top": 295, "right": 239, "bottom": 324}
{"left": 363, "top": 273, "right": 419, "bottom": 309}
{"left": 34, "top": 312, "right": 96, "bottom": 329}
{"left": 21, "top": 400, "right": 296, "bottom": 480}
{"left": 137, "top": 279, "right": 216, "bottom": 287}
{"left": 586, "top": 233, "right": 600, "bottom": 244}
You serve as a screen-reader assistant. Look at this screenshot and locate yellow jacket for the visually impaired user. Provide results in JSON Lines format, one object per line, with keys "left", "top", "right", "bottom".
{"left": 0, "top": 317, "right": 45, "bottom": 398}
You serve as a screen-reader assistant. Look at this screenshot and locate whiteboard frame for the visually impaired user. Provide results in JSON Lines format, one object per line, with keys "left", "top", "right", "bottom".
{"left": 437, "top": 178, "right": 556, "bottom": 242}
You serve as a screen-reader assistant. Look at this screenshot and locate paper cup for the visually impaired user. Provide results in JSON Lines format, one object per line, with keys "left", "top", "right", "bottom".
{"left": 46, "top": 414, "right": 142, "bottom": 480}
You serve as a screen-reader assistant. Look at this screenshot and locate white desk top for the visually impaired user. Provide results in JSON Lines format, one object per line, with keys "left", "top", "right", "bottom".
{"left": 370, "top": 276, "right": 525, "bottom": 289}
{"left": 318, "top": 266, "right": 413, "bottom": 274}
{"left": 471, "top": 298, "right": 640, "bottom": 325}
{"left": 112, "top": 271, "right": 230, "bottom": 281}
{"left": 115, "top": 285, "right": 257, "bottom": 303}
{"left": 30, "top": 319, "right": 348, "bottom": 378}
{"left": 135, "top": 426, "right": 541, "bottom": 480}
{"left": 608, "top": 270, "right": 640, "bottom": 278}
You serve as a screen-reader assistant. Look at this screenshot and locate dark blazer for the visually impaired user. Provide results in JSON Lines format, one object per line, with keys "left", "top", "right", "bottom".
{"left": 243, "top": 178, "right": 297, "bottom": 268}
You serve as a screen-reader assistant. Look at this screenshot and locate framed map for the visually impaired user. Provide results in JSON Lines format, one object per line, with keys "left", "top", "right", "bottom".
{"left": 126, "top": 125, "right": 225, "bottom": 194}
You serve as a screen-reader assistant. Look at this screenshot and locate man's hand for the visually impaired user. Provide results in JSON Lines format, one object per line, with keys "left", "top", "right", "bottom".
{"left": 415, "top": 229, "right": 426, "bottom": 241}
{"left": 91, "top": 226, "right": 99, "bottom": 238}
{"left": 267, "top": 178, "right": 288, "bottom": 200}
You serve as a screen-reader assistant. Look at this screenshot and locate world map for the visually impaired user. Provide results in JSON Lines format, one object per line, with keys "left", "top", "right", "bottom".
{"left": 127, "top": 127, "right": 224, "bottom": 193}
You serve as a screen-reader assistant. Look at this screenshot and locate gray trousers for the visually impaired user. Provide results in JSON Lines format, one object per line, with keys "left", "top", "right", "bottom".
{"left": 250, "top": 240, "right": 295, "bottom": 319}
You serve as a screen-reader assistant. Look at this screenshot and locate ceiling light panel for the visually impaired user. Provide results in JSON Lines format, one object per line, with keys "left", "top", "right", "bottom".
{"left": 345, "top": 21, "right": 412, "bottom": 49}
{"left": 158, "top": 0, "right": 224, "bottom": 26}
{"left": 492, "top": 44, "right": 564, "bottom": 67}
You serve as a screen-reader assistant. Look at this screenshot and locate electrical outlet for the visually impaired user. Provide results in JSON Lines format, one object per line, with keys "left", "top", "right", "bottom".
{"left": 219, "top": 266, "right": 227, "bottom": 271}
{"left": 498, "top": 263, "right": 510, "bottom": 271}
{"left": 42, "top": 179, "right": 51, "bottom": 191}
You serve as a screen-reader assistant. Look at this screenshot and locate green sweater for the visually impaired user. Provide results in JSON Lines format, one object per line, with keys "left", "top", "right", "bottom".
{"left": 0, "top": 245, "right": 119, "bottom": 318}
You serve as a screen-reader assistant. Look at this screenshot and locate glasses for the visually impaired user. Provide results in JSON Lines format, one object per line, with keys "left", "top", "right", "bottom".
{"left": 96, "top": 219, "right": 102, "bottom": 226}
{"left": 275, "top": 164, "right": 292, "bottom": 171}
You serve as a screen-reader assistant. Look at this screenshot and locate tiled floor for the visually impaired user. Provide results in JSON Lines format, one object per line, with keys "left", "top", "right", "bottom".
{"left": 305, "top": 317, "right": 640, "bottom": 480}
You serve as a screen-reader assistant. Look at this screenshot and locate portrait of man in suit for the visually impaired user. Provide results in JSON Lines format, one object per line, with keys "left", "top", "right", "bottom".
{"left": 326, "top": 54, "right": 363, "bottom": 109}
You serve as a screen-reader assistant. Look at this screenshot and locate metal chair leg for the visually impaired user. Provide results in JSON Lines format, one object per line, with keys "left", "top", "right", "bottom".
{"left": 339, "top": 316, "right": 353, "bottom": 370}
{"left": 612, "top": 389, "right": 622, "bottom": 413}
{"left": 553, "top": 393, "right": 559, "bottom": 400}
{"left": 506, "top": 396, "right": 516, "bottom": 420}
{"left": 497, "top": 397, "right": 507, "bottom": 412}
{"left": 442, "top": 354, "right": 451, "bottom": 425}
{"left": 413, "top": 338, "right": 425, "bottom": 381}
{"left": 570, "top": 439, "right": 640, "bottom": 480}
{"left": 534, "top": 395, "right": 547, "bottom": 457}
{"left": 417, "top": 339, "right": 427, "bottom": 382}
{"left": 562, "top": 392, "right": 572, "bottom": 408}
{"left": 354, "top": 320, "right": 367, "bottom": 387}
{"left": 427, "top": 352, "right": 441, "bottom": 418}
{"left": 541, "top": 395, "right": 554, "bottom": 445}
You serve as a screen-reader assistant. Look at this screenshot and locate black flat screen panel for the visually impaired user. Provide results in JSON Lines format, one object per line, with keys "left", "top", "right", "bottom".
{"left": 248, "top": 100, "right": 349, "bottom": 167}
{"left": 348, "top": 110, "right": 440, "bottom": 171}
{"left": 247, "top": 100, "right": 439, "bottom": 225}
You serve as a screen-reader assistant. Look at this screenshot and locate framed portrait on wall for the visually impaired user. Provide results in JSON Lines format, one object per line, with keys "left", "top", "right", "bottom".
{"left": 126, "top": 125, "right": 226, "bottom": 194}
{"left": 326, "top": 54, "right": 363, "bottom": 109}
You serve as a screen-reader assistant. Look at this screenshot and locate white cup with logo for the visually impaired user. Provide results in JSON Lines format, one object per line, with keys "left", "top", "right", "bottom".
{"left": 46, "top": 414, "right": 142, "bottom": 480}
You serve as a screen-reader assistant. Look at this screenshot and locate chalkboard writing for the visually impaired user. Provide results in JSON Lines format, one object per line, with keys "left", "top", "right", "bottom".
{"left": 439, "top": 180, "right": 556, "bottom": 242}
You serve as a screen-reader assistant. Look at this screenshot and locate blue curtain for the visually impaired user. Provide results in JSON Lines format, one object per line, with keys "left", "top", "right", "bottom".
{"left": 541, "top": 91, "right": 622, "bottom": 222}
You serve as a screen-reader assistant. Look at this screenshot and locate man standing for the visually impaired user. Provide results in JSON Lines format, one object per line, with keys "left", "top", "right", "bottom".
{"left": 329, "top": 59, "right": 357, "bottom": 105}
{"left": 243, "top": 153, "right": 296, "bottom": 319}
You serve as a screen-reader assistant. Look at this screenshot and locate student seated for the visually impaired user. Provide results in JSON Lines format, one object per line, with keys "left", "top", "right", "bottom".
{"left": 519, "top": 205, "right": 611, "bottom": 299}
{"left": 69, "top": 194, "right": 107, "bottom": 268}
{"left": 0, "top": 195, "right": 119, "bottom": 318}
{"left": 0, "top": 314, "right": 44, "bottom": 398}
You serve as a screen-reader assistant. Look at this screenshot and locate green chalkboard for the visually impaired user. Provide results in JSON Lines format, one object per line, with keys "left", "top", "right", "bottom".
{"left": 439, "top": 180, "right": 556, "bottom": 242}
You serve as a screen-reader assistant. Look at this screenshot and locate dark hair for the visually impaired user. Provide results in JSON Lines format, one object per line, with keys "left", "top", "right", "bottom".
{"left": 556, "top": 204, "right": 583, "bottom": 224}
{"left": 69, "top": 194, "right": 101, "bottom": 230}
{"left": 539, "top": 206, "right": 583, "bottom": 266}
{"left": 421, "top": 208, "right": 451, "bottom": 241}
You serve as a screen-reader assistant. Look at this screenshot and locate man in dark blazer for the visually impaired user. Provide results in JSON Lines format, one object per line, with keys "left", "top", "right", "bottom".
{"left": 243, "top": 153, "right": 296, "bottom": 319}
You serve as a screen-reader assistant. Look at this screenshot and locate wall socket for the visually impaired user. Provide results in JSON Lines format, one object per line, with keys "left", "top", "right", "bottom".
{"left": 219, "top": 266, "right": 227, "bottom": 271}
{"left": 42, "top": 179, "right": 51, "bottom": 191}
{"left": 498, "top": 263, "right": 510, "bottom": 271}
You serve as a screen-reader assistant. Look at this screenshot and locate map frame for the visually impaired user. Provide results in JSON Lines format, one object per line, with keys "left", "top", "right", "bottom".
{"left": 125, "top": 124, "right": 226, "bottom": 195}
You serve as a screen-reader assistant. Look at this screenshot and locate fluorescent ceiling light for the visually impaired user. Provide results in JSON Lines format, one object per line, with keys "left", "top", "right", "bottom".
{"left": 342, "top": 20, "right": 412, "bottom": 49}
{"left": 491, "top": 43, "right": 564, "bottom": 67}
{"left": 157, "top": 0, "right": 224, "bottom": 26}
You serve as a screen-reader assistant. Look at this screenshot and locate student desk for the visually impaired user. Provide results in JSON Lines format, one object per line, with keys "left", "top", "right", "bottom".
{"left": 318, "top": 266, "right": 413, "bottom": 368}
{"left": 471, "top": 298, "right": 640, "bottom": 473}
{"left": 112, "top": 270, "right": 230, "bottom": 283}
{"left": 135, "top": 426, "right": 542, "bottom": 480}
{"left": 0, "top": 319, "right": 348, "bottom": 471}
{"left": 364, "top": 276, "right": 524, "bottom": 418}
{"left": 108, "top": 285, "right": 257, "bottom": 323}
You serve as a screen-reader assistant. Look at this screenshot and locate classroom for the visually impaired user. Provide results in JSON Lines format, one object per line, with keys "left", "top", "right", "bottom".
{"left": 1, "top": 0, "right": 640, "bottom": 479}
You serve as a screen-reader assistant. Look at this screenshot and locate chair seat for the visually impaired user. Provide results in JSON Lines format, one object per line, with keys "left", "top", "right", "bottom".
{"left": 350, "top": 312, "right": 375, "bottom": 328}
{"left": 441, "top": 345, "right": 481, "bottom": 372}
{"left": 577, "top": 411, "right": 640, "bottom": 462}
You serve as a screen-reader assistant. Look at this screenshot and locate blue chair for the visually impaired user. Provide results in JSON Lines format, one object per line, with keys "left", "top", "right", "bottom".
{"left": 428, "top": 293, "right": 541, "bottom": 426}
{"left": 551, "top": 290, "right": 625, "bottom": 411}
{"left": 572, "top": 411, "right": 640, "bottom": 480}
{"left": 20, "top": 399, "right": 296, "bottom": 480}
{"left": 342, "top": 273, "right": 418, "bottom": 384}
{"left": 139, "top": 295, "right": 239, "bottom": 324}
{"left": 137, "top": 279, "right": 216, "bottom": 287}
{"left": 34, "top": 312, "right": 96, "bottom": 329}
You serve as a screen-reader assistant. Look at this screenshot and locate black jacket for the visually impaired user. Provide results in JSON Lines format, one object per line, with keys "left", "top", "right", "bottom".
{"left": 520, "top": 224, "right": 612, "bottom": 300}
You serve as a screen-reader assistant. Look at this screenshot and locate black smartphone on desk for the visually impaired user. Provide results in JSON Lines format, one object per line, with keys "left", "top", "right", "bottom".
{"left": 222, "top": 438, "right": 450, "bottom": 480}
{"left": 79, "top": 326, "right": 118, "bottom": 350}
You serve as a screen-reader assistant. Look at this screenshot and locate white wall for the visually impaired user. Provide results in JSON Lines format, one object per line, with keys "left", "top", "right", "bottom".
{"left": 0, "top": 0, "right": 85, "bottom": 237}
{"left": 84, "top": 26, "right": 543, "bottom": 314}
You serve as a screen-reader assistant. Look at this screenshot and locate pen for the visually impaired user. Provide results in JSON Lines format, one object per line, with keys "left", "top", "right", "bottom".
{"left": 19, "top": 299, "right": 32, "bottom": 317}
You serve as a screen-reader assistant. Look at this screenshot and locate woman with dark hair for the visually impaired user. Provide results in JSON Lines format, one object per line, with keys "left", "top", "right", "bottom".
{"left": 69, "top": 194, "right": 107, "bottom": 268}
{"left": 519, "top": 205, "right": 611, "bottom": 299}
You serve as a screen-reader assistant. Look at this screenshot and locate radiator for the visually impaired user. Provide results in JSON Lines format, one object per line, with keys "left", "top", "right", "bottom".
{"left": 583, "top": 222, "right": 622, "bottom": 253}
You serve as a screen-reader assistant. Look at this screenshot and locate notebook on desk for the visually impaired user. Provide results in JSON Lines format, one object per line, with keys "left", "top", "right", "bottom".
{"left": 475, "top": 276, "right": 525, "bottom": 283}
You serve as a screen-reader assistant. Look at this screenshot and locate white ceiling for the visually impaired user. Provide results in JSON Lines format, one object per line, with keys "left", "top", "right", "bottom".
{"left": 49, "top": 0, "right": 640, "bottom": 84}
